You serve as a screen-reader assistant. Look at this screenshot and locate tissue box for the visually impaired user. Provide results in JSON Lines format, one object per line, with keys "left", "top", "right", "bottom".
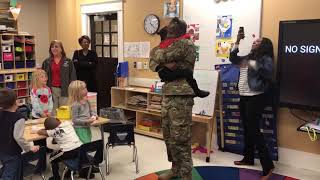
{"left": 56, "top": 106, "right": 71, "bottom": 120}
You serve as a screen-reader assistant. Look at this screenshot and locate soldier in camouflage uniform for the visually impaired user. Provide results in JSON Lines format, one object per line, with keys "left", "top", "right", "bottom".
{"left": 149, "top": 18, "right": 195, "bottom": 180}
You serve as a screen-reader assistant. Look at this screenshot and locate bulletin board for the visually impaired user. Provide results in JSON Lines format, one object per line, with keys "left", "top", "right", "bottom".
{"left": 183, "top": 0, "right": 262, "bottom": 115}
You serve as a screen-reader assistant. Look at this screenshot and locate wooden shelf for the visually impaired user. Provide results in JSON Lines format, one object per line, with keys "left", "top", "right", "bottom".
{"left": 134, "top": 128, "right": 163, "bottom": 139}
{"left": 113, "top": 104, "right": 161, "bottom": 116}
{"left": 0, "top": 68, "right": 36, "bottom": 74}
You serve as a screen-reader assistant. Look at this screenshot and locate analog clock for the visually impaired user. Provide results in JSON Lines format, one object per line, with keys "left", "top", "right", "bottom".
{"left": 144, "top": 14, "right": 160, "bottom": 35}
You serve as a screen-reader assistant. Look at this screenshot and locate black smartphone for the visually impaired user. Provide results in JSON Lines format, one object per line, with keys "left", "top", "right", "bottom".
{"left": 239, "top": 27, "right": 244, "bottom": 33}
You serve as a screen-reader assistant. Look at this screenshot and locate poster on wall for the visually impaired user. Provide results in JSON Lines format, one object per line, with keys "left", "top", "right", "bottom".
{"left": 187, "top": 24, "right": 200, "bottom": 43}
{"left": 164, "top": 0, "right": 179, "bottom": 18}
{"left": 216, "top": 15, "right": 232, "bottom": 39}
{"left": 124, "top": 42, "right": 150, "bottom": 58}
{"left": 215, "top": 39, "right": 234, "bottom": 58}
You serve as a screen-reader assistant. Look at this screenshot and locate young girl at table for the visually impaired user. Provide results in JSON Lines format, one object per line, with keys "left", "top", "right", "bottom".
{"left": 30, "top": 69, "right": 53, "bottom": 118}
{"left": 68, "top": 80, "right": 97, "bottom": 144}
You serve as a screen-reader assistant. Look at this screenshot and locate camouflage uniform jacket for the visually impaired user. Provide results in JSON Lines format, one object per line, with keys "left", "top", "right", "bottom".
{"left": 149, "top": 38, "right": 196, "bottom": 96}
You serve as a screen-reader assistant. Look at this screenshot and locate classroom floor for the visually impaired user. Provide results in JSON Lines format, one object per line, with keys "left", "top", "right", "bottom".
{"left": 31, "top": 127, "right": 320, "bottom": 180}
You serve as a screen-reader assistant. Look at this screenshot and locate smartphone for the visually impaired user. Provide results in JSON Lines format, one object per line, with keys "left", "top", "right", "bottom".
{"left": 239, "top": 27, "right": 244, "bottom": 33}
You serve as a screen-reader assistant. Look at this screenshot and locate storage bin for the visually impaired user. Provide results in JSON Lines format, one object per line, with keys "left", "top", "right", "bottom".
{"left": 0, "top": 74, "right": 4, "bottom": 82}
{"left": 6, "top": 82, "right": 15, "bottom": 89}
{"left": 17, "top": 89, "right": 27, "bottom": 97}
{"left": 2, "top": 45, "right": 11, "bottom": 52}
{"left": 26, "top": 60, "right": 35, "bottom": 68}
{"left": 17, "top": 98, "right": 26, "bottom": 105}
{"left": 25, "top": 46, "right": 32, "bottom": 53}
{"left": 4, "top": 74, "right": 14, "bottom": 82}
{"left": 17, "top": 81, "right": 27, "bottom": 88}
{"left": 3, "top": 52, "right": 13, "bottom": 61}
{"left": 15, "top": 61, "right": 25, "bottom": 69}
{"left": 56, "top": 106, "right": 71, "bottom": 120}
{"left": 15, "top": 73, "right": 25, "bottom": 81}
{"left": 3, "top": 62, "right": 14, "bottom": 69}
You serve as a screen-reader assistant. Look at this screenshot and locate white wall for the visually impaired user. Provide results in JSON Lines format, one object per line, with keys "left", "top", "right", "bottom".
{"left": 18, "top": 0, "right": 49, "bottom": 66}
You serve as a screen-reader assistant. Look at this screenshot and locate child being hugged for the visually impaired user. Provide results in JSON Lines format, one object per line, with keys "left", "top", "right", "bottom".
{"left": 68, "top": 80, "right": 97, "bottom": 143}
{"left": 30, "top": 69, "right": 53, "bottom": 118}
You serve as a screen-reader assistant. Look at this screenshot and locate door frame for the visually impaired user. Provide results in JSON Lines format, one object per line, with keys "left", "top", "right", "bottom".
{"left": 80, "top": 1, "right": 123, "bottom": 62}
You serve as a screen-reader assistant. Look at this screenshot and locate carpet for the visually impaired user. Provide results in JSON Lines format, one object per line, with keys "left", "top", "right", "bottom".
{"left": 136, "top": 166, "right": 298, "bottom": 180}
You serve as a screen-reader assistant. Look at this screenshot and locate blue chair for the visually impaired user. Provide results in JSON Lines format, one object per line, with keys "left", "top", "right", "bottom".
{"left": 61, "top": 140, "right": 105, "bottom": 180}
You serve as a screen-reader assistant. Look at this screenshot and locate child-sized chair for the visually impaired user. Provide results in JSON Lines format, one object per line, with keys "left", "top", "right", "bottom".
{"left": 106, "top": 123, "right": 139, "bottom": 175}
{"left": 61, "top": 140, "right": 105, "bottom": 180}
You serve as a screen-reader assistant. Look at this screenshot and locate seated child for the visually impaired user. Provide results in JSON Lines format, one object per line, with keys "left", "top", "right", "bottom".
{"left": 68, "top": 80, "right": 97, "bottom": 144}
{"left": 37, "top": 117, "right": 82, "bottom": 180}
{"left": 0, "top": 88, "right": 40, "bottom": 180}
{"left": 151, "top": 19, "right": 209, "bottom": 98}
{"left": 68, "top": 80, "right": 98, "bottom": 177}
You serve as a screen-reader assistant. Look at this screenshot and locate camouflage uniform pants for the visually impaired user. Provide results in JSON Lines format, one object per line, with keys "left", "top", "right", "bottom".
{"left": 161, "top": 95, "right": 194, "bottom": 177}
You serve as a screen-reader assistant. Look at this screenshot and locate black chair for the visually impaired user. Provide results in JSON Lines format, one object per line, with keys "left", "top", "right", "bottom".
{"left": 61, "top": 140, "right": 105, "bottom": 180}
{"left": 22, "top": 146, "right": 47, "bottom": 180}
{"left": 106, "top": 123, "right": 139, "bottom": 175}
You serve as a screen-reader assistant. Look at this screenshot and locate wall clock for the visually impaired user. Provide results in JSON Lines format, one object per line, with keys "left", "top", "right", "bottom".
{"left": 144, "top": 14, "right": 160, "bottom": 35}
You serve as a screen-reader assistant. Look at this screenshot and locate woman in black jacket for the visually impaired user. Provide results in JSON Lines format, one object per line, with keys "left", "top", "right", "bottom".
{"left": 72, "top": 35, "right": 98, "bottom": 92}
{"left": 230, "top": 30, "right": 275, "bottom": 180}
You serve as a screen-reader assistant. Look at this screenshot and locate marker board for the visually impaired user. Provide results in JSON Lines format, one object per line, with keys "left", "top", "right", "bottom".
{"left": 183, "top": 0, "right": 262, "bottom": 115}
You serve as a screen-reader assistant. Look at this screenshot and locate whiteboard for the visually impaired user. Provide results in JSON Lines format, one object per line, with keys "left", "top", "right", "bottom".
{"left": 183, "top": 0, "right": 262, "bottom": 115}
{"left": 193, "top": 70, "right": 219, "bottom": 116}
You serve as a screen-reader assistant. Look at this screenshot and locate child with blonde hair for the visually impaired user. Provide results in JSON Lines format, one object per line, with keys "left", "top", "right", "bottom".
{"left": 68, "top": 80, "right": 97, "bottom": 143}
{"left": 30, "top": 69, "right": 53, "bottom": 118}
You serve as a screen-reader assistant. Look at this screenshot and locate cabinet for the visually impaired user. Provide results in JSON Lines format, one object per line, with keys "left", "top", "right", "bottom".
{"left": 111, "top": 86, "right": 216, "bottom": 161}
{"left": 0, "top": 34, "right": 36, "bottom": 104}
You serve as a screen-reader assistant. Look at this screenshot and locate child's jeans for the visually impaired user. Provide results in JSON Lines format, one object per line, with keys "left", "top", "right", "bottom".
{"left": 0, "top": 152, "right": 22, "bottom": 180}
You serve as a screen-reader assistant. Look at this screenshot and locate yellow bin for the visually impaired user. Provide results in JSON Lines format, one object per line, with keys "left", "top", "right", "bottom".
{"left": 56, "top": 106, "right": 71, "bottom": 120}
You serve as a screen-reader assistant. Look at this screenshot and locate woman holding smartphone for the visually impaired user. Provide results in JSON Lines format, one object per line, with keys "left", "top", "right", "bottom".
{"left": 230, "top": 27, "right": 275, "bottom": 180}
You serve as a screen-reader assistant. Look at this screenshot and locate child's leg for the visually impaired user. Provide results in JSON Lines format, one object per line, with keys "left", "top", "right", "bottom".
{"left": 0, "top": 153, "right": 22, "bottom": 180}
{"left": 182, "top": 69, "right": 210, "bottom": 98}
{"left": 49, "top": 149, "right": 79, "bottom": 179}
{"left": 22, "top": 146, "right": 47, "bottom": 174}
{"left": 158, "top": 67, "right": 192, "bottom": 82}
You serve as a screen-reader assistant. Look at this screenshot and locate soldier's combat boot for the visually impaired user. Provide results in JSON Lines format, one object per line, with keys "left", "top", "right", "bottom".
{"left": 158, "top": 170, "right": 178, "bottom": 180}
{"left": 187, "top": 78, "right": 210, "bottom": 98}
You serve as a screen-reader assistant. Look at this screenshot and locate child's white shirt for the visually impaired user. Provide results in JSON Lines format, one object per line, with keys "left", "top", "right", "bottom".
{"left": 46, "top": 121, "right": 82, "bottom": 152}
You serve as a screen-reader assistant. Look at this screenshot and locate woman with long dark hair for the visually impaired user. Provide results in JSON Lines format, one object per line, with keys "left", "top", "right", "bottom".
{"left": 230, "top": 31, "right": 275, "bottom": 180}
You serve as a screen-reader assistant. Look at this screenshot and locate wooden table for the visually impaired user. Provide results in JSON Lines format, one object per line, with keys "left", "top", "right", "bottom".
{"left": 24, "top": 117, "right": 109, "bottom": 175}
{"left": 24, "top": 117, "right": 109, "bottom": 141}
